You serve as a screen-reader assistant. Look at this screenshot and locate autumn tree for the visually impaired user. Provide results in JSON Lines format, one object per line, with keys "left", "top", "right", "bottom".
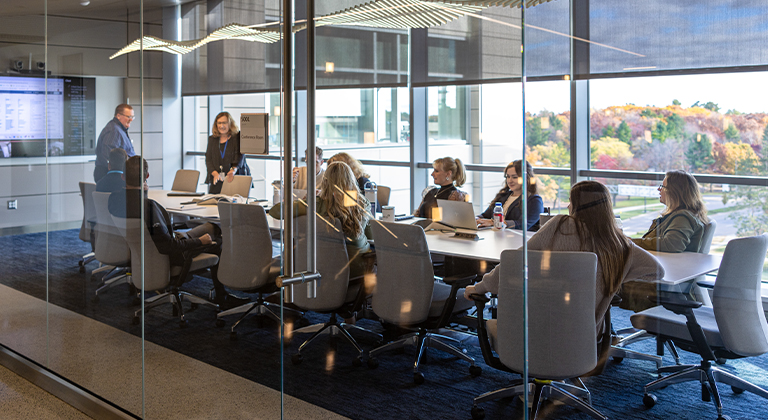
{"left": 685, "top": 134, "right": 714, "bottom": 172}
{"left": 724, "top": 124, "right": 741, "bottom": 142}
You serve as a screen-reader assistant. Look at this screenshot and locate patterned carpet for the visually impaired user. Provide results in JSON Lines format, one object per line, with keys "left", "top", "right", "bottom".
{"left": 1, "top": 229, "right": 767, "bottom": 420}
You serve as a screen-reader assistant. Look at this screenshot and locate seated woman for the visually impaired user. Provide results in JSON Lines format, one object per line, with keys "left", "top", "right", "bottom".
{"left": 414, "top": 157, "right": 468, "bottom": 219}
{"left": 465, "top": 180, "right": 664, "bottom": 341}
{"left": 477, "top": 160, "right": 543, "bottom": 231}
{"left": 622, "top": 170, "right": 708, "bottom": 311}
{"left": 270, "top": 161, "right": 373, "bottom": 279}
{"left": 632, "top": 170, "right": 708, "bottom": 253}
{"left": 327, "top": 152, "right": 380, "bottom": 212}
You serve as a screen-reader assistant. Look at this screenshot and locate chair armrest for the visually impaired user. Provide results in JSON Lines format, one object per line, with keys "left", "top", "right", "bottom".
{"left": 470, "top": 293, "right": 490, "bottom": 304}
{"left": 696, "top": 278, "right": 716, "bottom": 289}
{"left": 656, "top": 291, "right": 702, "bottom": 315}
{"left": 610, "top": 294, "right": 622, "bottom": 307}
{"left": 442, "top": 273, "right": 478, "bottom": 288}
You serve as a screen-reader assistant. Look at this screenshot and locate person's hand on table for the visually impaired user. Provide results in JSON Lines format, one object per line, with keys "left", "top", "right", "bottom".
{"left": 477, "top": 218, "right": 493, "bottom": 228}
{"left": 199, "top": 233, "right": 213, "bottom": 245}
{"left": 226, "top": 169, "right": 235, "bottom": 183}
{"left": 211, "top": 171, "right": 220, "bottom": 185}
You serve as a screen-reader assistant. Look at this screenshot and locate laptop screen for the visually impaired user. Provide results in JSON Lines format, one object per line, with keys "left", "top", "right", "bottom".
{"left": 436, "top": 199, "right": 478, "bottom": 231}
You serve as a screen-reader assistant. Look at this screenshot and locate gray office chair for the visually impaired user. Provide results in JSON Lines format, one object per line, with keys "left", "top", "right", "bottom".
{"left": 215, "top": 202, "right": 286, "bottom": 339}
{"left": 367, "top": 221, "right": 480, "bottom": 384}
{"left": 112, "top": 214, "right": 220, "bottom": 328}
{"left": 612, "top": 218, "right": 718, "bottom": 367}
{"left": 630, "top": 234, "right": 768, "bottom": 420}
{"left": 220, "top": 175, "right": 252, "bottom": 198}
{"left": 78, "top": 181, "right": 97, "bottom": 272}
{"left": 171, "top": 169, "right": 200, "bottom": 192}
{"left": 289, "top": 215, "right": 375, "bottom": 367}
{"left": 470, "top": 250, "right": 608, "bottom": 420}
{"left": 91, "top": 192, "right": 132, "bottom": 302}
{"left": 377, "top": 185, "right": 391, "bottom": 206}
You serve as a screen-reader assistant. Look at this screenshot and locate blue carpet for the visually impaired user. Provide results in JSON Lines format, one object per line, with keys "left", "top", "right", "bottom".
{"left": 1, "top": 229, "right": 767, "bottom": 420}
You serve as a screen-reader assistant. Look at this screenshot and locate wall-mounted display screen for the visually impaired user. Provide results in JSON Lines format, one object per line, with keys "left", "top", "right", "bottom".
{"left": 0, "top": 75, "right": 96, "bottom": 158}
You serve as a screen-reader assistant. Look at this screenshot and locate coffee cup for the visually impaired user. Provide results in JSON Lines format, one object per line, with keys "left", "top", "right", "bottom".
{"left": 382, "top": 206, "right": 395, "bottom": 222}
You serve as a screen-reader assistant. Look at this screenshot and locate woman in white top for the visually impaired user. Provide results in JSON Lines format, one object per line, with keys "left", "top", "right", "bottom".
{"left": 465, "top": 180, "right": 664, "bottom": 339}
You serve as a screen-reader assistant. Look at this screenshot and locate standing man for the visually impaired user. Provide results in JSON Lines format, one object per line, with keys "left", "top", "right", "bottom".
{"left": 94, "top": 104, "right": 136, "bottom": 182}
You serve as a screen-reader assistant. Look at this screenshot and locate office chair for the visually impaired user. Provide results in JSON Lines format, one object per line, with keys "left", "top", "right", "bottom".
{"left": 78, "top": 181, "right": 97, "bottom": 272}
{"left": 112, "top": 215, "right": 220, "bottom": 328}
{"left": 171, "top": 169, "right": 200, "bottom": 192}
{"left": 215, "top": 202, "right": 289, "bottom": 339}
{"left": 220, "top": 175, "right": 252, "bottom": 198}
{"left": 612, "top": 219, "right": 718, "bottom": 367}
{"left": 470, "top": 250, "right": 609, "bottom": 420}
{"left": 377, "top": 185, "right": 391, "bottom": 206}
{"left": 289, "top": 215, "right": 376, "bottom": 367}
{"left": 630, "top": 234, "right": 768, "bottom": 420}
{"left": 367, "top": 221, "right": 480, "bottom": 384}
{"left": 90, "top": 192, "right": 132, "bottom": 302}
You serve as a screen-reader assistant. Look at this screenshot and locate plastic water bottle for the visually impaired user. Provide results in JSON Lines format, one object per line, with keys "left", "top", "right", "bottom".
{"left": 364, "top": 181, "right": 377, "bottom": 215}
{"left": 493, "top": 202, "right": 504, "bottom": 229}
{"left": 615, "top": 215, "right": 623, "bottom": 232}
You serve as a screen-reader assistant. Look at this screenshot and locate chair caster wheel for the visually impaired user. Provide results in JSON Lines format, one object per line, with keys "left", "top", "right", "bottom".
{"left": 612, "top": 357, "right": 624, "bottom": 363}
{"left": 79, "top": 265, "right": 86, "bottom": 273}
{"left": 230, "top": 331, "right": 238, "bottom": 341}
{"left": 91, "top": 295, "right": 99, "bottom": 304}
{"left": 413, "top": 372, "right": 425, "bottom": 385}
{"left": 643, "top": 393, "right": 657, "bottom": 408}
{"left": 715, "top": 358, "right": 727, "bottom": 365}
{"left": 717, "top": 415, "right": 732, "bottom": 420}
{"left": 367, "top": 357, "right": 379, "bottom": 369}
{"left": 179, "top": 320, "right": 188, "bottom": 329}
{"left": 469, "top": 365, "right": 482, "bottom": 377}
{"left": 352, "top": 356, "right": 363, "bottom": 367}
{"left": 471, "top": 405, "right": 485, "bottom": 420}
{"left": 731, "top": 386, "right": 744, "bottom": 394}
{"left": 215, "top": 319, "right": 225, "bottom": 328}
{"left": 132, "top": 316, "right": 140, "bottom": 325}
{"left": 291, "top": 354, "right": 303, "bottom": 365}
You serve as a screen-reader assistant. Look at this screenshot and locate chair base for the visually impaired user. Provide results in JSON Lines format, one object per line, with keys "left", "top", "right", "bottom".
{"left": 368, "top": 329, "right": 477, "bottom": 382}
{"left": 93, "top": 268, "right": 130, "bottom": 299}
{"left": 291, "top": 314, "right": 379, "bottom": 365}
{"left": 217, "top": 295, "right": 301, "bottom": 333}
{"left": 134, "top": 289, "right": 218, "bottom": 327}
{"left": 472, "top": 378, "right": 607, "bottom": 420}
{"left": 644, "top": 360, "right": 768, "bottom": 419}
{"left": 609, "top": 345, "right": 663, "bottom": 369}
{"left": 613, "top": 328, "right": 681, "bottom": 365}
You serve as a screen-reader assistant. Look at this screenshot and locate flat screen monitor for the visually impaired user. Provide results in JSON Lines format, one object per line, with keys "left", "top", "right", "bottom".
{"left": 0, "top": 75, "right": 96, "bottom": 158}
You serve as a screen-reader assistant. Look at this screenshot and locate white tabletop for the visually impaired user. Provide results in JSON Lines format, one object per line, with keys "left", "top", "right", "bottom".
{"left": 150, "top": 189, "right": 721, "bottom": 286}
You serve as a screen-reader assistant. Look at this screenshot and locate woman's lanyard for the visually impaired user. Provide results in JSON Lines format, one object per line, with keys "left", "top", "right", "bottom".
{"left": 219, "top": 139, "right": 228, "bottom": 160}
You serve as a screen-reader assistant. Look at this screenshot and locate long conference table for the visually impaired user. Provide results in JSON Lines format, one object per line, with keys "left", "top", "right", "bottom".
{"left": 149, "top": 189, "right": 722, "bottom": 288}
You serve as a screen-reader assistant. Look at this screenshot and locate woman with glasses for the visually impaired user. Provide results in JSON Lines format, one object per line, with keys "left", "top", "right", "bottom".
{"left": 477, "top": 160, "right": 543, "bottom": 231}
{"left": 632, "top": 170, "right": 708, "bottom": 253}
{"left": 205, "top": 112, "right": 250, "bottom": 194}
{"left": 465, "top": 180, "right": 663, "bottom": 341}
{"left": 414, "top": 157, "right": 469, "bottom": 219}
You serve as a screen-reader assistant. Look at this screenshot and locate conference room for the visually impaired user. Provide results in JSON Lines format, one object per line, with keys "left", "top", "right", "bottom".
{"left": 1, "top": 1, "right": 767, "bottom": 419}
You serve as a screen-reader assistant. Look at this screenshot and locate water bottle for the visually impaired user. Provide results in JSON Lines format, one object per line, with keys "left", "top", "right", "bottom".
{"left": 493, "top": 202, "right": 504, "bottom": 229}
{"left": 615, "top": 214, "right": 623, "bottom": 232}
{"left": 364, "top": 181, "right": 377, "bottom": 215}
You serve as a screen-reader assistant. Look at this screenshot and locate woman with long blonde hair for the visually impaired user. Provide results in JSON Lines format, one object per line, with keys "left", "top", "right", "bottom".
{"left": 633, "top": 170, "right": 708, "bottom": 253}
{"left": 414, "top": 156, "right": 469, "bottom": 218}
{"left": 466, "top": 181, "right": 664, "bottom": 340}
{"left": 270, "top": 161, "right": 373, "bottom": 278}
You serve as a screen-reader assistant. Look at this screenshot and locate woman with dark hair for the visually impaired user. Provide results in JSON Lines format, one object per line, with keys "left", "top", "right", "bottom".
{"left": 633, "top": 170, "right": 708, "bottom": 253}
{"left": 205, "top": 112, "right": 250, "bottom": 194}
{"left": 477, "top": 160, "right": 543, "bottom": 231}
{"left": 414, "top": 156, "right": 469, "bottom": 219}
{"left": 465, "top": 180, "right": 664, "bottom": 340}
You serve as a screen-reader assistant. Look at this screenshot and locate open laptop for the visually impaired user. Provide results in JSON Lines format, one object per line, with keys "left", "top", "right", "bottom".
{"left": 414, "top": 199, "right": 485, "bottom": 239}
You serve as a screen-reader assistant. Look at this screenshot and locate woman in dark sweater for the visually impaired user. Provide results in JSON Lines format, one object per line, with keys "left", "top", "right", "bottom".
{"left": 414, "top": 157, "right": 469, "bottom": 219}
{"left": 477, "top": 160, "right": 543, "bottom": 231}
{"left": 204, "top": 112, "right": 250, "bottom": 194}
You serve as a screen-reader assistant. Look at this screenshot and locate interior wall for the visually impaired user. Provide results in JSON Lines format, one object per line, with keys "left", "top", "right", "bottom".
{"left": 0, "top": 11, "right": 165, "bottom": 231}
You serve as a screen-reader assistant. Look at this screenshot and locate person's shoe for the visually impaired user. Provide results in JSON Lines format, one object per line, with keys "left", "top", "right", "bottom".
{"left": 215, "top": 293, "right": 251, "bottom": 309}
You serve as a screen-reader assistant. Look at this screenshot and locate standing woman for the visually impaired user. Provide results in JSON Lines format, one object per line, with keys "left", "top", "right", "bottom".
{"left": 632, "top": 170, "right": 708, "bottom": 253}
{"left": 205, "top": 112, "right": 249, "bottom": 194}
{"left": 414, "top": 157, "right": 468, "bottom": 219}
{"left": 477, "top": 160, "right": 543, "bottom": 231}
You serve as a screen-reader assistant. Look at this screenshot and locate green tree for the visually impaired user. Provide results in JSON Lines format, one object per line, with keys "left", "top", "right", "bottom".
{"left": 666, "top": 113, "right": 685, "bottom": 139}
{"left": 703, "top": 101, "right": 720, "bottom": 112}
{"left": 685, "top": 134, "right": 714, "bottom": 172}
{"left": 602, "top": 125, "right": 616, "bottom": 138}
{"left": 617, "top": 121, "right": 632, "bottom": 145}
{"left": 549, "top": 114, "right": 563, "bottom": 131}
{"left": 724, "top": 124, "right": 740, "bottom": 142}
{"left": 526, "top": 116, "right": 545, "bottom": 146}
{"left": 672, "top": 99, "right": 681, "bottom": 106}
{"left": 759, "top": 124, "right": 768, "bottom": 174}
{"left": 652, "top": 121, "right": 668, "bottom": 142}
